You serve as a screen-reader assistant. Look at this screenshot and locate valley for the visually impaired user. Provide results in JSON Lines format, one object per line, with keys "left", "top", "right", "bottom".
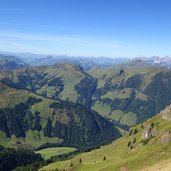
{"left": 1, "top": 58, "right": 171, "bottom": 129}
{"left": 1, "top": 1, "right": 171, "bottom": 170}
{"left": 1, "top": 56, "right": 171, "bottom": 170}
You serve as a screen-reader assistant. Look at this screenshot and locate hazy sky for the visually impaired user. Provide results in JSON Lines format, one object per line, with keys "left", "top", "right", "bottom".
{"left": 0, "top": 0, "right": 171, "bottom": 57}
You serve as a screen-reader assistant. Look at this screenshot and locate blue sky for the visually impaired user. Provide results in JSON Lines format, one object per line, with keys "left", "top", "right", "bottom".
{"left": 0, "top": 0, "right": 171, "bottom": 57}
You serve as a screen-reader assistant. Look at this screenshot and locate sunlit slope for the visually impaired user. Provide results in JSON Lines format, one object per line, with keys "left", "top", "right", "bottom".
{"left": 41, "top": 105, "right": 171, "bottom": 171}
{"left": 1, "top": 63, "right": 96, "bottom": 107}
{"left": 89, "top": 65, "right": 171, "bottom": 127}
{"left": 36, "top": 147, "right": 76, "bottom": 160}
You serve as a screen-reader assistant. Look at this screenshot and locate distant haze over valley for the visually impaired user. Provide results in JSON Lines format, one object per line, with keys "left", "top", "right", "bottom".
{"left": 1, "top": 51, "right": 171, "bottom": 70}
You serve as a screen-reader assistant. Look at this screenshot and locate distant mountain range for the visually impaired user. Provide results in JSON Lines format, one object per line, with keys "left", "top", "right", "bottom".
{"left": 0, "top": 54, "right": 28, "bottom": 70}
{"left": 144, "top": 56, "right": 171, "bottom": 68}
{"left": 0, "top": 52, "right": 129, "bottom": 70}
{"left": 1, "top": 52, "right": 171, "bottom": 70}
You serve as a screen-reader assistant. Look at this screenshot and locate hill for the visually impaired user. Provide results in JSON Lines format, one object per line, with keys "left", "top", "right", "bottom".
{"left": 0, "top": 54, "right": 28, "bottom": 70}
{"left": 1, "top": 64, "right": 97, "bottom": 108}
{"left": 88, "top": 64, "right": 171, "bottom": 127}
{"left": 0, "top": 83, "right": 120, "bottom": 149}
{"left": 2, "top": 62, "right": 171, "bottom": 129}
{"left": 40, "top": 104, "right": 171, "bottom": 171}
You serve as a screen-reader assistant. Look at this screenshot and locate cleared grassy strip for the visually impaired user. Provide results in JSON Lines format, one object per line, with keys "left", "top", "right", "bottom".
{"left": 36, "top": 147, "right": 76, "bottom": 160}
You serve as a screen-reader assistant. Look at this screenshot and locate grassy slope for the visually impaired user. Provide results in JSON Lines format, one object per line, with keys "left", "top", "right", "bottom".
{"left": 89, "top": 66, "right": 167, "bottom": 126}
{"left": 141, "top": 159, "right": 171, "bottom": 171}
{"left": 40, "top": 106, "right": 171, "bottom": 171}
{"left": 36, "top": 147, "right": 76, "bottom": 160}
{"left": 41, "top": 64, "right": 83, "bottom": 101}
{"left": 0, "top": 130, "right": 61, "bottom": 150}
{"left": 11, "top": 64, "right": 87, "bottom": 103}
{"left": 0, "top": 83, "right": 28, "bottom": 108}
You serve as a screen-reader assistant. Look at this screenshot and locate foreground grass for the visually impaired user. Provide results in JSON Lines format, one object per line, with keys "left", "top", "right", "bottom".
{"left": 36, "top": 147, "right": 76, "bottom": 160}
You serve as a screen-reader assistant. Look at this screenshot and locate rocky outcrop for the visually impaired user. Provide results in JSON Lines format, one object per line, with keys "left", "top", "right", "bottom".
{"left": 160, "top": 105, "right": 171, "bottom": 121}
{"left": 161, "top": 131, "right": 171, "bottom": 144}
{"left": 142, "top": 124, "right": 157, "bottom": 140}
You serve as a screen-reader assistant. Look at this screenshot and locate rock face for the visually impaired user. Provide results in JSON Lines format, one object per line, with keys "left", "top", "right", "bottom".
{"left": 142, "top": 124, "right": 157, "bottom": 140}
{"left": 160, "top": 105, "right": 171, "bottom": 121}
{"left": 161, "top": 131, "right": 171, "bottom": 144}
{"left": 159, "top": 106, "right": 171, "bottom": 144}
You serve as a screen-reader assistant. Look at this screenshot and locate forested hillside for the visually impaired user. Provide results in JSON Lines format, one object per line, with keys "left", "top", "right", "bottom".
{"left": 0, "top": 83, "right": 120, "bottom": 150}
